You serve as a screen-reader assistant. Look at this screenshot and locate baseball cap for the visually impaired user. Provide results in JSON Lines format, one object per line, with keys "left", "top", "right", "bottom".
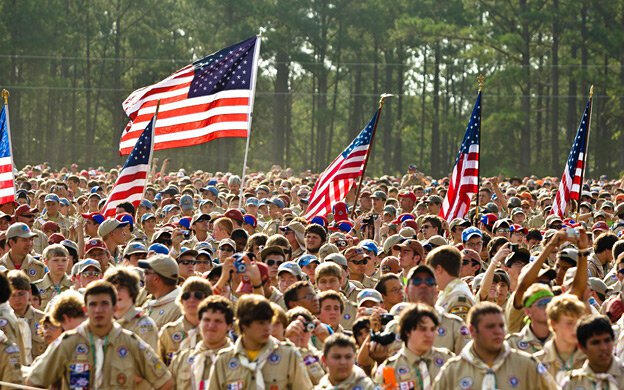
{"left": 371, "top": 191, "right": 387, "bottom": 200}
{"left": 218, "top": 238, "right": 236, "bottom": 250}
{"left": 344, "top": 247, "right": 368, "bottom": 261}
{"left": 277, "top": 261, "right": 303, "bottom": 278}
{"left": 148, "top": 243, "right": 170, "bottom": 255}
{"left": 202, "top": 186, "right": 219, "bottom": 197}
{"left": 138, "top": 254, "right": 179, "bottom": 281}
{"left": 123, "top": 242, "right": 148, "bottom": 257}
{"left": 191, "top": 213, "right": 211, "bottom": 225}
{"left": 115, "top": 213, "right": 134, "bottom": 230}
{"left": 41, "top": 221, "right": 60, "bottom": 232}
{"left": 48, "top": 233, "right": 65, "bottom": 245}
{"left": 6, "top": 223, "right": 37, "bottom": 239}
{"left": 449, "top": 218, "right": 471, "bottom": 230}
{"left": 243, "top": 214, "right": 257, "bottom": 228}
{"left": 407, "top": 264, "right": 436, "bottom": 281}
{"left": 392, "top": 239, "right": 424, "bottom": 259}
{"left": 269, "top": 197, "right": 285, "bottom": 209}
{"left": 59, "top": 198, "right": 70, "bottom": 207}
{"left": 245, "top": 197, "right": 260, "bottom": 207}
{"left": 359, "top": 239, "right": 379, "bottom": 256}
{"left": 592, "top": 221, "right": 609, "bottom": 233}
{"left": 423, "top": 235, "right": 447, "bottom": 251}
{"left": 310, "top": 215, "right": 328, "bottom": 227}
{"left": 61, "top": 239, "right": 78, "bottom": 253}
{"left": 141, "top": 213, "right": 156, "bottom": 224}
{"left": 85, "top": 238, "right": 107, "bottom": 254}
{"left": 44, "top": 194, "right": 60, "bottom": 203}
{"left": 588, "top": 277, "right": 611, "bottom": 296}
{"left": 357, "top": 289, "right": 383, "bottom": 307}
{"left": 224, "top": 209, "right": 244, "bottom": 223}
{"left": 82, "top": 212, "right": 105, "bottom": 225}
{"left": 14, "top": 204, "right": 38, "bottom": 217}
{"left": 98, "top": 218, "right": 129, "bottom": 238}
{"left": 297, "top": 254, "right": 320, "bottom": 268}
{"left": 139, "top": 199, "right": 154, "bottom": 209}
{"left": 558, "top": 247, "right": 579, "bottom": 266}
{"left": 177, "top": 247, "right": 199, "bottom": 259}
{"left": 76, "top": 258, "right": 102, "bottom": 274}
{"left": 504, "top": 248, "right": 531, "bottom": 267}
{"left": 179, "top": 194, "right": 194, "bottom": 211}
{"left": 398, "top": 190, "right": 417, "bottom": 202}
{"left": 324, "top": 253, "right": 348, "bottom": 268}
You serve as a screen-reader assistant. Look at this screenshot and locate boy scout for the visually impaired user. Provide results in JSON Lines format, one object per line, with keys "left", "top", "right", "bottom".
{"left": 26, "top": 280, "right": 173, "bottom": 390}
{"left": 505, "top": 284, "right": 553, "bottom": 354}
{"left": 562, "top": 315, "right": 624, "bottom": 389}
{"left": 533, "top": 294, "right": 587, "bottom": 382}
{"left": 104, "top": 266, "right": 158, "bottom": 349}
{"left": 315, "top": 333, "right": 376, "bottom": 389}
{"left": 0, "top": 223, "right": 46, "bottom": 281}
{"left": 0, "top": 329, "right": 23, "bottom": 388}
{"left": 314, "top": 261, "right": 357, "bottom": 330}
{"left": 139, "top": 254, "right": 182, "bottom": 328}
{"left": 207, "top": 294, "right": 312, "bottom": 389}
{"left": 7, "top": 270, "right": 45, "bottom": 359}
{"left": 284, "top": 307, "right": 326, "bottom": 384}
{"left": 433, "top": 302, "right": 557, "bottom": 390}
{"left": 34, "top": 244, "right": 72, "bottom": 309}
{"left": 375, "top": 303, "right": 454, "bottom": 389}
{"left": 428, "top": 246, "right": 475, "bottom": 320}
{"left": 170, "top": 295, "right": 234, "bottom": 389}
{"left": 158, "top": 276, "right": 210, "bottom": 365}
{"left": 0, "top": 270, "right": 27, "bottom": 365}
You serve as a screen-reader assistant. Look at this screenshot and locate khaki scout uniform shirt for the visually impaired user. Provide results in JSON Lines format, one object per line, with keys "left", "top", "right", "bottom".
{"left": 0, "top": 302, "right": 26, "bottom": 365}
{"left": 315, "top": 369, "right": 377, "bottom": 390}
{"left": 35, "top": 273, "right": 72, "bottom": 310}
{"left": 142, "top": 286, "right": 182, "bottom": 328}
{"left": 158, "top": 316, "right": 198, "bottom": 365}
{"left": 298, "top": 346, "right": 325, "bottom": 385}
{"left": 342, "top": 280, "right": 361, "bottom": 303}
{"left": 351, "top": 274, "right": 377, "bottom": 289}
{"left": 506, "top": 324, "right": 551, "bottom": 354}
{"left": 27, "top": 321, "right": 172, "bottom": 390}
{"left": 207, "top": 336, "right": 313, "bottom": 390}
{"left": 587, "top": 254, "right": 607, "bottom": 280}
{"left": 170, "top": 339, "right": 233, "bottom": 390}
{"left": 375, "top": 346, "right": 454, "bottom": 389}
{"left": 0, "top": 330, "right": 22, "bottom": 389}
{"left": 20, "top": 305, "right": 45, "bottom": 359}
{"left": 561, "top": 357, "right": 624, "bottom": 390}
{"left": 339, "top": 293, "right": 358, "bottom": 331}
{"left": 32, "top": 228, "right": 48, "bottom": 256}
{"left": 263, "top": 219, "right": 280, "bottom": 236}
{"left": 0, "top": 252, "right": 46, "bottom": 281}
{"left": 269, "top": 286, "right": 287, "bottom": 310}
{"left": 435, "top": 278, "right": 476, "bottom": 320}
{"left": 505, "top": 291, "right": 526, "bottom": 333}
{"left": 34, "top": 212, "right": 71, "bottom": 237}
{"left": 386, "top": 308, "right": 471, "bottom": 355}
{"left": 116, "top": 306, "right": 159, "bottom": 350}
{"left": 433, "top": 342, "right": 556, "bottom": 390}
{"left": 533, "top": 338, "right": 586, "bottom": 383}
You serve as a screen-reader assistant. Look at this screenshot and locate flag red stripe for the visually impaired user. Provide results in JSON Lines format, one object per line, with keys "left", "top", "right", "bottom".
{"left": 132, "top": 97, "right": 250, "bottom": 124}
{"left": 119, "top": 130, "right": 248, "bottom": 155}
{"left": 0, "top": 165, "right": 12, "bottom": 174}
{"left": 114, "top": 171, "right": 147, "bottom": 186}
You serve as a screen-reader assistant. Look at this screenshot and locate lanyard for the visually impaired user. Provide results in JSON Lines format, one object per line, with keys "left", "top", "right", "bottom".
{"left": 88, "top": 332, "right": 109, "bottom": 367}
{"left": 554, "top": 344, "right": 575, "bottom": 371}
{"left": 414, "top": 363, "right": 425, "bottom": 390}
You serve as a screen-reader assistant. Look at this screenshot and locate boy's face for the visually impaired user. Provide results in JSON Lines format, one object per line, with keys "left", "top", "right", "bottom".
{"left": 316, "top": 275, "right": 341, "bottom": 292}
{"left": 322, "top": 345, "right": 355, "bottom": 383}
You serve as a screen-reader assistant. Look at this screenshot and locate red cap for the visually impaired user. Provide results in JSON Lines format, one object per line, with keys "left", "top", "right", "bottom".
{"left": 592, "top": 221, "right": 609, "bottom": 233}
{"left": 224, "top": 209, "right": 244, "bottom": 223}
{"left": 403, "top": 220, "right": 419, "bottom": 231}
{"left": 48, "top": 233, "right": 66, "bottom": 245}
{"left": 332, "top": 202, "right": 349, "bottom": 222}
{"left": 256, "top": 261, "right": 269, "bottom": 283}
{"left": 398, "top": 191, "right": 417, "bottom": 202}
{"left": 41, "top": 221, "right": 60, "bottom": 232}
{"left": 606, "top": 296, "right": 624, "bottom": 323}
{"left": 14, "top": 204, "right": 38, "bottom": 217}
{"left": 85, "top": 238, "right": 107, "bottom": 253}
{"left": 510, "top": 224, "right": 528, "bottom": 235}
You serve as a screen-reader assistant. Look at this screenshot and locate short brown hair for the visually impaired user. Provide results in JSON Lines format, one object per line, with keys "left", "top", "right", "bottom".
{"left": 398, "top": 303, "right": 439, "bottom": 343}
{"left": 42, "top": 244, "right": 69, "bottom": 261}
{"left": 318, "top": 290, "right": 344, "bottom": 314}
{"left": 270, "top": 302, "right": 287, "bottom": 329}
{"left": 177, "top": 276, "right": 213, "bottom": 307}
{"left": 427, "top": 245, "right": 461, "bottom": 277}
{"left": 315, "top": 262, "right": 342, "bottom": 282}
{"left": 197, "top": 295, "right": 234, "bottom": 325}
{"left": 286, "top": 306, "right": 314, "bottom": 324}
{"left": 323, "top": 333, "right": 356, "bottom": 356}
{"left": 51, "top": 291, "right": 85, "bottom": 326}
{"left": 467, "top": 301, "right": 503, "bottom": 329}
{"left": 214, "top": 217, "right": 234, "bottom": 236}
{"left": 236, "top": 294, "right": 274, "bottom": 331}
{"left": 7, "top": 270, "right": 31, "bottom": 292}
{"left": 104, "top": 266, "right": 140, "bottom": 304}
{"left": 84, "top": 280, "right": 117, "bottom": 307}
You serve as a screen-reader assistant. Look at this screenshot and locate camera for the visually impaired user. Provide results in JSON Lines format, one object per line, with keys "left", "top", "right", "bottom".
{"left": 182, "top": 230, "right": 191, "bottom": 239}
{"left": 232, "top": 255, "right": 246, "bottom": 273}
{"left": 303, "top": 321, "right": 316, "bottom": 332}
{"left": 380, "top": 313, "right": 394, "bottom": 327}
{"left": 370, "top": 331, "right": 396, "bottom": 346}
{"left": 509, "top": 243, "right": 519, "bottom": 252}
{"left": 566, "top": 227, "right": 579, "bottom": 238}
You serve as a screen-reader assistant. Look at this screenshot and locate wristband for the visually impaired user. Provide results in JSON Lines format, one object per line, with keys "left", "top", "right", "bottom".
{"left": 579, "top": 249, "right": 591, "bottom": 257}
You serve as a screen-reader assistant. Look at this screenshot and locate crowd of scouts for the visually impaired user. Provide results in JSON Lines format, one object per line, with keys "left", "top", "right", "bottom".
{"left": 0, "top": 162, "right": 618, "bottom": 389}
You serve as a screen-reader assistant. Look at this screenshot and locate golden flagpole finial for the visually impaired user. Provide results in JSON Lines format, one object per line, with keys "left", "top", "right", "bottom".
{"left": 477, "top": 74, "right": 485, "bottom": 92}
{"left": 1, "top": 90, "right": 8, "bottom": 105}
{"left": 379, "top": 93, "right": 394, "bottom": 108}
{"left": 589, "top": 85, "right": 594, "bottom": 98}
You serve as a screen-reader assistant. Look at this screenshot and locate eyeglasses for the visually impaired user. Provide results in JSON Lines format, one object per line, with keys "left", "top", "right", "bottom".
{"left": 195, "top": 260, "right": 211, "bottom": 265}
{"left": 618, "top": 269, "right": 624, "bottom": 275}
{"left": 350, "top": 258, "right": 368, "bottom": 266}
{"left": 182, "top": 291, "right": 207, "bottom": 301}
{"left": 381, "top": 265, "right": 392, "bottom": 272}
{"left": 496, "top": 228, "right": 510, "bottom": 233}
{"left": 178, "top": 260, "right": 197, "bottom": 266}
{"left": 81, "top": 271, "right": 100, "bottom": 277}
{"left": 420, "top": 224, "right": 433, "bottom": 231}
{"left": 411, "top": 277, "right": 436, "bottom": 287}
{"left": 266, "top": 259, "right": 284, "bottom": 267}
{"left": 220, "top": 247, "right": 234, "bottom": 253}
{"left": 462, "top": 260, "right": 480, "bottom": 267}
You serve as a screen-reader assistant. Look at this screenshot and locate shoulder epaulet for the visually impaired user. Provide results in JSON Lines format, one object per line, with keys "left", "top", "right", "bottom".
{"left": 440, "top": 310, "right": 464, "bottom": 323}
{"left": 432, "top": 346, "right": 454, "bottom": 357}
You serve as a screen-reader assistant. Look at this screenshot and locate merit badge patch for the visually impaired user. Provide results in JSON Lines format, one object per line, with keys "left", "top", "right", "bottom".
{"left": 158, "top": 309, "right": 165, "bottom": 315}
{"left": 117, "top": 347, "right": 128, "bottom": 358}
{"left": 117, "top": 373, "right": 127, "bottom": 385}
{"left": 0, "top": 319, "right": 8, "bottom": 327}
{"left": 459, "top": 376, "right": 473, "bottom": 390}
{"left": 509, "top": 376, "right": 519, "bottom": 387}
{"left": 344, "top": 313, "right": 351, "bottom": 320}
{"left": 75, "top": 343, "right": 88, "bottom": 355}
{"left": 537, "top": 362, "right": 547, "bottom": 375}
{"left": 268, "top": 352, "right": 281, "bottom": 364}
{"left": 5, "top": 345, "right": 18, "bottom": 354}
{"left": 459, "top": 326, "right": 470, "bottom": 336}
{"left": 171, "top": 332, "right": 183, "bottom": 342}
{"left": 397, "top": 366, "right": 409, "bottom": 375}
{"left": 437, "top": 327, "right": 446, "bottom": 336}
{"left": 228, "top": 358, "right": 239, "bottom": 369}
{"left": 28, "top": 269, "right": 36, "bottom": 276}
{"left": 517, "top": 341, "right": 528, "bottom": 350}
{"left": 435, "top": 357, "right": 444, "bottom": 367}
{"left": 303, "top": 355, "right": 318, "bottom": 366}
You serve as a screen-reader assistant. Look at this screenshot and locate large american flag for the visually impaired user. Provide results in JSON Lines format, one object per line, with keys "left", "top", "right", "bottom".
{"left": 552, "top": 98, "right": 591, "bottom": 217}
{"left": 440, "top": 92, "right": 481, "bottom": 221}
{"left": 119, "top": 36, "right": 260, "bottom": 154}
{"left": 304, "top": 110, "right": 379, "bottom": 219}
{"left": 0, "top": 103, "right": 15, "bottom": 205}
{"left": 102, "top": 114, "right": 155, "bottom": 217}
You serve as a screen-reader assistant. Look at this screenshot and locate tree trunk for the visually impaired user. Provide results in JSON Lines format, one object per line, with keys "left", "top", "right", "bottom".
{"left": 519, "top": 0, "right": 531, "bottom": 174}
{"left": 273, "top": 50, "right": 290, "bottom": 166}
{"left": 382, "top": 50, "right": 393, "bottom": 173}
{"left": 567, "top": 46, "right": 578, "bottom": 143}
{"left": 551, "top": 0, "right": 560, "bottom": 174}
{"left": 420, "top": 46, "right": 428, "bottom": 169}
{"left": 430, "top": 42, "right": 441, "bottom": 177}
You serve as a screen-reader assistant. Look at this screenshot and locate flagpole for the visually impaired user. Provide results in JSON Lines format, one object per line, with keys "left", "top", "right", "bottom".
{"left": 238, "top": 35, "right": 262, "bottom": 208}
{"left": 350, "top": 94, "right": 393, "bottom": 219}
{"left": 473, "top": 75, "right": 484, "bottom": 225}
{"left": 143, "top": 100, "right": 160, "bottom": 201}
{"left": 1, "top": 90, "right": 15, "bottom": 173}
{"left": 576, "top": 85, "right": 593, "bottom": 217}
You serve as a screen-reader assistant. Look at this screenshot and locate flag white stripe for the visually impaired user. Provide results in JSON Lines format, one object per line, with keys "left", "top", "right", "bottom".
{"left": 129, "top": 101, "right": 250, "bottom": 130}
{"left": 120, "top": 122, "right": 248, "bottom": 150}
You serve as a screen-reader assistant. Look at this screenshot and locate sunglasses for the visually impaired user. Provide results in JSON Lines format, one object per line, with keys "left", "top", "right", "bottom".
{"left": 266, "top": 259, "right": 284, "bottom": 267}
{"left": 618, "top": 269, "right": 624, "bottom": 275}
{"left": 411, "top": 277, "right": 436, "bottom": 287}
{"left": 195, "top": 260, "right": 211, "bottom": 265}
{"left": 336, "top": 240, "right": 347, "bottom": 248}
{"left": 350, "top": 258, "right": 368, "bottom": 266}
{"left": 181, "top": 291, "right": 207, "bottom": 301}
{"left": 496, "top": 228, "right": 510, "bottom": 233}
{"left": 533, "top": 297, "right": 552, "bottom": 308}
{"left": 81, "top": 271, "right": 100, "bottom": 277}
{"left": 179, "top": 260, "right": 197, "bottom": 266}
{"left": 462, "top": 260, "right": 480, "bottom": 267}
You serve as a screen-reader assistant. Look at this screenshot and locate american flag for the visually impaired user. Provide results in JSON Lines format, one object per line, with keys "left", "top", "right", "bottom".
{"left": 119, "top": 36, "right": 260, "bottom": 154}
{"left": 102, "top": 114, "right": 155, "bottom": 217}
{"left": 304, "top": 110, "right": 379, "bottom": 219}
{"left": 552, "top": 98, "right": 591, "bottom": 217}
{"left": 440, "top": 92, "right": 481, "bottom": 221}
{"left": 0, "top": 103, "right": 15, "bottom": 205}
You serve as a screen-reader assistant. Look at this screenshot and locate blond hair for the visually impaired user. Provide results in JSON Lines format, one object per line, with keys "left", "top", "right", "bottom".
{"left": 546, "top": 293, "right": 586, "bottom": 324}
